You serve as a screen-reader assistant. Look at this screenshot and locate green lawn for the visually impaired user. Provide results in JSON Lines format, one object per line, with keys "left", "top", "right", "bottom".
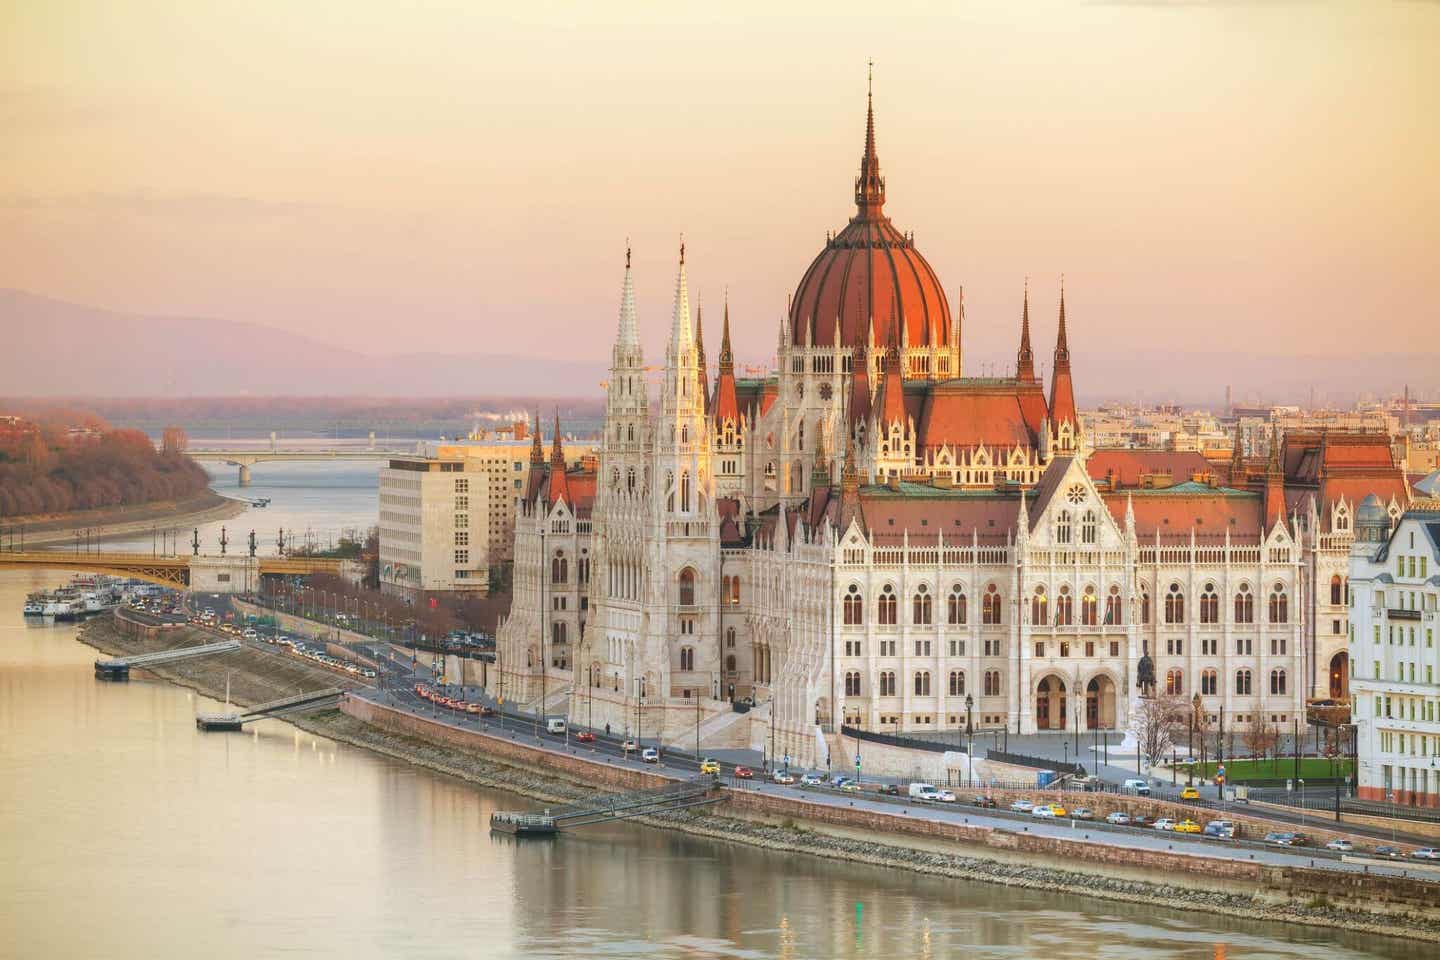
{"left": 1183, "top": 757, "right": 1353, "bottom": 782}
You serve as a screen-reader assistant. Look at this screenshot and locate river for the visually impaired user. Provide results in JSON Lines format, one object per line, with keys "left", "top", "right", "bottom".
{"left": 0, "top": 463, "right": 1429, "bottom": 958}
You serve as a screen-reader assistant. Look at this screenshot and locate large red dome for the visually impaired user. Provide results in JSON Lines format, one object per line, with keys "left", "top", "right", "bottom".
{"left": 789, "top": 92, "right": 951, "bottom": 351}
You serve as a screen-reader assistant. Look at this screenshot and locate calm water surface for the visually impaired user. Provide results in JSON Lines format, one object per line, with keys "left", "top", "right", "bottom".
{"left": 1, "top": 465, "right": 1430, "bottom": 958}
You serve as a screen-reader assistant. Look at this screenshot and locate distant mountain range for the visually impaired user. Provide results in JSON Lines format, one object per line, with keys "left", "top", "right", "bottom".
{"left": 0, "top": 289, "right": 606, "bottom": 397}
{"left": 1, "top": 288, "right": 1428, "bottom": 406}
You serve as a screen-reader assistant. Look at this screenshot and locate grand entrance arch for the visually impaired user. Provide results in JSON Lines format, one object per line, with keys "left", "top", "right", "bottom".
{"left": 1329, "top": 652, "right": 1349, "bottom": 700}
{"left": 1086, "top": 675, "right": 1117, "bottom": 730}
{"left": 1036, "top": 675, "right": 1067, "bottom": 730}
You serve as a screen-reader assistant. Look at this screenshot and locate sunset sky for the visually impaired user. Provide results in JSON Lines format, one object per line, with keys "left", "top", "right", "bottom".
{"left": 3, "top": 1, "right": 1437, "bottom": 385}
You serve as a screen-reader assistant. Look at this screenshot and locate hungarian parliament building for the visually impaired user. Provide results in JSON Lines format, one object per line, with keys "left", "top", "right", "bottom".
{"left": 490, "top": 88, "right": 1411, "bottom": 768}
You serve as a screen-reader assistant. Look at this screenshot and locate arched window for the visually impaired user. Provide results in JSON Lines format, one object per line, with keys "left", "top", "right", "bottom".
{"left": 679, "top": 647, "right": 694, "bottom": 671}
{"left": 1105, "top": 585, "right": 1123, "bottom": 625}
{"left": 1234, "top": 583, "right": 1254, "bottom": 623}
{"left": 949, "top": 671, "right": 965, "bottom": 696}
{"left": 912, "top": 584, "right": 933, "bottom": 625}
{"left": 678, "top": 568, "right": 696, "bottom": 606}
{"left": 843, "top": 584, "right": 863, "bottom": 625}
{"left": 914, "top": 671, "right": 931, "bottom": 696}
{"left": 1200, "top": 582, "right": 1219, "bottom": 624}
{"left": 551, "top": 550, "right": 568, "bottom": 584}
{"left": 879, "top": 671, "right": 896, "bottom": 696}
{"left": 878, "top": 584, "right": 898, "bottom": 625}
{"left": 982, "top": 584, "right": 1003, "bottom": 625}
{"left": 948, "top": 585, "right": 967, "bottom": 625}
{"left": 1166, "top": 669, "right": 1184, "bottom": 695}
{"left": 1164, "top": 583, "right": 1185, "bottom": 624}
{"left": 1235, "top": 669, "right": 1252, "bottom": 695}
{"left": 1056, "top": 585, "right": 1073, "bottom": 626}
{"left": 845, "top": 671, "right": 862, "bottom": 696}
{"left": 1081, "top": 586, "right": 1098, "bottom": 626}
{"left": 1201, "top": 669, "right": 1218, "bottom": 695}
{"left": 1330, "top": 574, "right": 1343, "bottom": 606}
{"left": 1270, "top": 669, "right": 1287, "bottom": 695}
{"left": 1031, "top": 585, "right": 1048, "bottom": 626}
{"left": 1268, "top": 582, "right": 1288, "bottom": 624}
{"left": 1081, "top": 510, "right": 1097, "bottom": 545}
{"left": 1056, "top": 510, "right": 1072, "bottom": 545}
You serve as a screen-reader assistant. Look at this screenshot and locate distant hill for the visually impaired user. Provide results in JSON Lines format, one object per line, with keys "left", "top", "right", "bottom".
{"left": 1, "top": 288, "right": 1428, "bottom": 406}
{"left": 0, "top": 289, "right": 606, "bottom": 397}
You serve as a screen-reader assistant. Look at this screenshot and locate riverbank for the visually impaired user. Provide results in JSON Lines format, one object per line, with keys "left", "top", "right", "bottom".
{"left": 4, "top": 490, "right": 248, "bottom": 547}
{"left": 74, "top": 616, "right": 1440, "bottom": 944}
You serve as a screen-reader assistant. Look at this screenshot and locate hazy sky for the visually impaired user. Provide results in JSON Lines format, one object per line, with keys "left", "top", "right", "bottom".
{"left": 3, "top": 0, "right": 1437, "bottom": 379}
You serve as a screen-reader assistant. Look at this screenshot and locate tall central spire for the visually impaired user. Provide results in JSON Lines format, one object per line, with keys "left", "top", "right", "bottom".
{"left": 854, "top": 60, "right": 886, "bottom": 219}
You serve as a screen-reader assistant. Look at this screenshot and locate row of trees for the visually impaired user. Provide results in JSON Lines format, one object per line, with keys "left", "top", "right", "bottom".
{"left": 0, "top": 424, "right": 209, "bottom": 518}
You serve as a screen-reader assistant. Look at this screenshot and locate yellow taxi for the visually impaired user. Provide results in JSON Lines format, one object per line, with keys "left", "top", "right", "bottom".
{"left": 699, "top": 758, "right": 721, "bottom": 775}
{"left": 1180, "top": 785, "right": 1201, "bottom": 801}
{"left": 1174, "top": 819, "right": 1202, "bottom": 834}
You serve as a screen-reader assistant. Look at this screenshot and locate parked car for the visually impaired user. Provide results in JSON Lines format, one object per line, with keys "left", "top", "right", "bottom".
{"left": 1410, "top": 848, "right": 1440, "bottom": 860}
{"left": 1122, "top": 778, "right": 1151, "bottom": 796}
{"left": 799, "top": 773, "right": 824, "bottom": 786}
{"left": 575, "top": 731, "right": 596, "bottom": 743}
{"left": 1105, "top": 811, "right": 1132, "bottom": 826}
{"left": 1325, "top": 839, "right": 1354, "bottom": 852}
{"left": 1179, "top": 786, "right": 1201, "bottom": 801}
{"left": 1373, "top": 845, "right": 1402, "bottom": 859}
{"left": 1174, "top": 819, "right": 1202, "bottom": 834}
{"left": 771, "top": 770, "right": 796, "bottom": 785}
{"left": 1009, "top": 799, "right": 1035, "bottom": 813}
{"left": 1153, "top": 818, "right": 1178, "bottom": 832}
{"left": 1071, "top": 807, "right": 1095, "bottom": 820}
{"left": 700, "top": 758, "right": 721, "bottom": 775}
{"left": 733, "top": 766, "right": 754, "bottom": 779}
{"left": 641, "top": 747, "right": 660, "bottom": 764}
{"left": 971, "top": 795, "right": 998, "bottom": 809}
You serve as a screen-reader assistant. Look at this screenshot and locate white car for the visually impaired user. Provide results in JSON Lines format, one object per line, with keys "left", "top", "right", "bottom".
{"left": 1009, "top": 799, "right": 1035, "bottom": 813}
{"left": 1152, "top": 818, "right": 1177, "bottom": 831}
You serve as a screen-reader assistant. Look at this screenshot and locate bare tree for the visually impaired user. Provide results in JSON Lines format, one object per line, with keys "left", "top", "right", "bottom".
{"left": 1134, "top": 692, "right": 1186, "bottom": 771}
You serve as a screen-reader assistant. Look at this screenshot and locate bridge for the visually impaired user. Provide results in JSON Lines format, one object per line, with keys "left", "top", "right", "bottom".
{"left": 95, "top": 638, "right": 242, "bottom": 680}
{"left": 196, "top": 687, "right": 343, "bottom": 730}
{"left": 0, "top": 550, "right": 344, "bottom": 590}
{"left": 490, "top": 777, "right": 722, "bottom": 836}
{"left": 185, "top": 437, "right": 417, "bottom": 486}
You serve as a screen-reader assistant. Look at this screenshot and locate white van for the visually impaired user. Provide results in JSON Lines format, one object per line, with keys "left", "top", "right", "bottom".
{"left": 545, "top": 717, "right": 567, "bottom": 735}
{"left": 908, "top": 782, "right": 940, "bottom": 801}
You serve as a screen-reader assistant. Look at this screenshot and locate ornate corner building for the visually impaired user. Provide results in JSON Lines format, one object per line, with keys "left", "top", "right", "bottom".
{"left": 490, "top": 84, "right": 1411, "bottom": 768}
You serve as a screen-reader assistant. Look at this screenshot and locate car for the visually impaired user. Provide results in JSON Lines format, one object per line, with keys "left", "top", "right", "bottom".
{"left": 1153, "top": 818, "right": 1177, "bottom": 831}
{"left": 640, "top": 748, "right": 660, "bottom": 763}
{"left": 1325, "top": 839, "right": 1355, "bottom": 852}
{"left": 799, "top": 773, "right": 824, "bottom": 786}
{"left": 1105, "top": 811, "right": 1132, "bottom": 826}
{"left": 1179, "top": 786, "right": 1201, "bottom": 801}
{"left": 1122, "top": 778, "right": 1151, "bottom": 796}
{"left": 622, "top": 739, "right": 639, "bottom": 753}
{"left": 700, "top": 759, "right": 721, "bottom": 775}
{"left": 1031, "top": 805, "right": 1057, "bottom": 819}
{"left": 1410, "top": 848, "right": 1440, "bottom": 860}
{"left": 1174, "top": 819, "right": 1202, "bottom": 834}
{"left": 733, "top": 766, "right": 754, "bottom": 779}
{"left": 1263, "top": 832, "right": 1297, "bottom": 847}
{"left": 971, "top": 795, "right": 998, "bottom": 809}
{"left": 1009, "top": 799, "right": 1035, "bottom": 813}
{"left": 1071, "top": 807, "right": 1095, "bottom": 820}
{"left": 1373, "top": 845, "right": 1402, "bottom": 859}
{"left": 575, "top": 731, "right": 596, "bottom": 743}
{"left": 771, "top": 770, "right": 796, "bottom": 784}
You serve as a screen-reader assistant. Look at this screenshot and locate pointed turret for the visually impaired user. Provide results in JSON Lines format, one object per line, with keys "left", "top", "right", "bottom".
{"left": 1048, "top": 279, "right": 1077, "bottom": 427}
{"left": 548, "top": 410, "right": 571, "bottom": 507}
{"left": 854, "top": 60, "right": 886, "bottom": 220}
{"left": 714, "top": 293, "right": 740, "bottom": 425}
{"left": 1016, "top": 279, "right": 1036, "bottom": 383}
